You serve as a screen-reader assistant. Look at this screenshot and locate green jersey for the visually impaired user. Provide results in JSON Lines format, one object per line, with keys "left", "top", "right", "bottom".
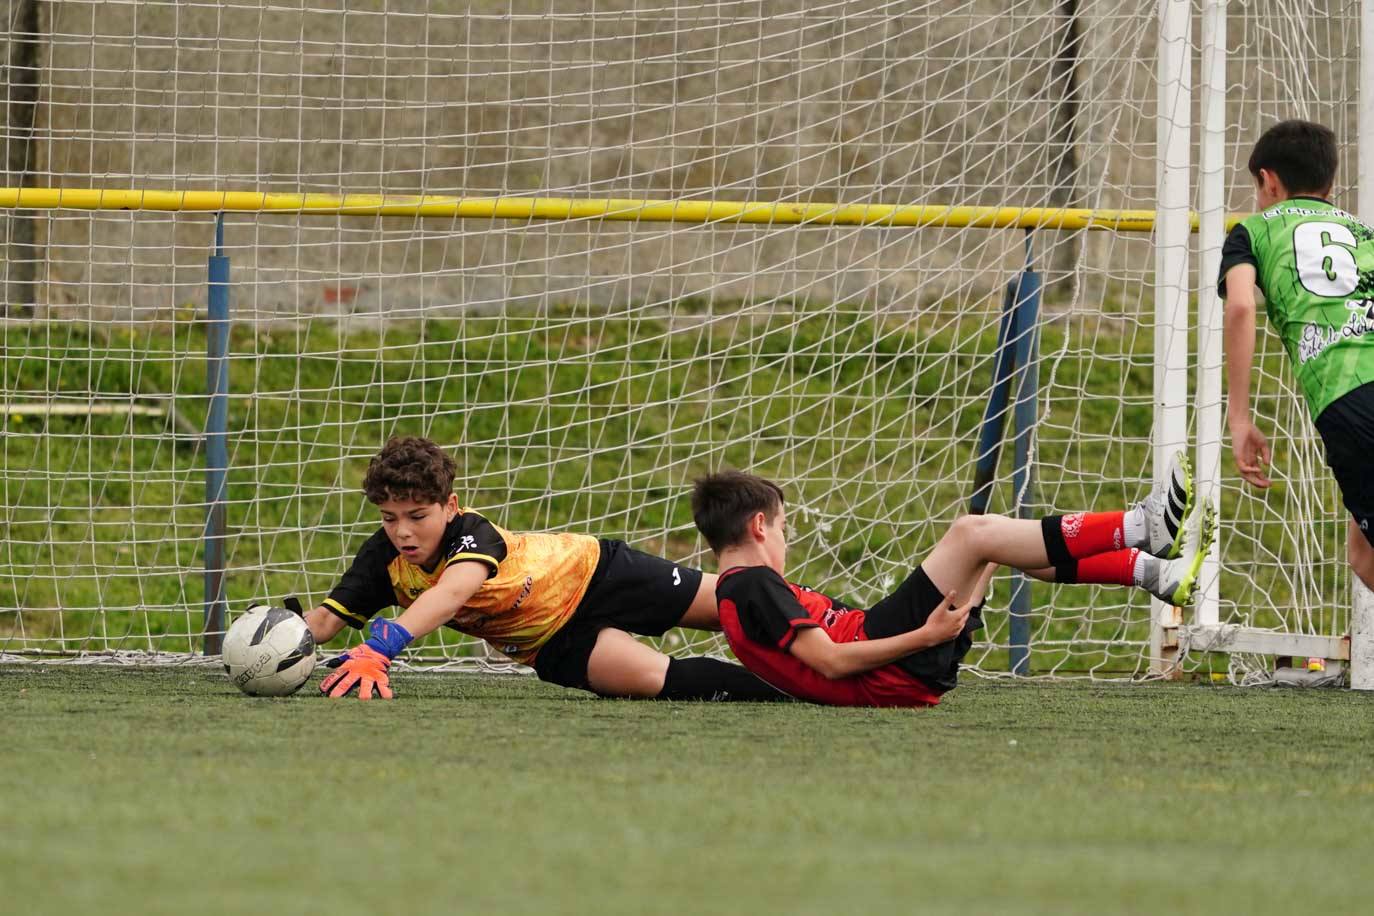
{"left": 1218, "top": 197, "right": 1374, "bottom": 420}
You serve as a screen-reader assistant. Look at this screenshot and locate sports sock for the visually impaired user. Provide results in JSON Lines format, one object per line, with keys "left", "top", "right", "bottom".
{"left": 1053, "top": 548, "right": 1145, "bottom": 587}
{"left": 656, "top": 656, "right": 790, "bottom": 702}
{"left": 1122, "top": 506, "right": 1148, "bottom": 549}
{"left": 1041, "top": 511, "right": 1128, "bottom": 561}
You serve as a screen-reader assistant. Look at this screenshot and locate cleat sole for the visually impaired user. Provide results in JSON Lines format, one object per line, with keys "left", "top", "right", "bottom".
{"left": 1170, "top": 502, "right": 1216, "bottom": 607}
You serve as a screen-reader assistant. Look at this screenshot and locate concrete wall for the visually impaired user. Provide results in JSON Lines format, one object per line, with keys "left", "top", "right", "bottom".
{"left": 0, "top": 0, "right": 1361, "bottom": 319}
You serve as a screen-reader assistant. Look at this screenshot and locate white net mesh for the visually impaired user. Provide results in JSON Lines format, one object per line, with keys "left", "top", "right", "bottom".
{"left": 0, "top": 0, "right": 1363, "bottom": 680}
{"left": 1193, "top": 0, "right": 1362, "bottom": 684}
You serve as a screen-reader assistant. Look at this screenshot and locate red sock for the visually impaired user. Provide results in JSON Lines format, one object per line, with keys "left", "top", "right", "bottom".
{"left": 1059, "top": 511, "right": 1127, "bottom": 559}
{"left": 1070, "top": 548, "right": 1140, "bottom": 587}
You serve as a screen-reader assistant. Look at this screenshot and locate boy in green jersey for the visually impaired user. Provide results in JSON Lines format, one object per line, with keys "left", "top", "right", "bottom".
{"left": 1219, "top": 119, "right": 1374, "bottom": 589}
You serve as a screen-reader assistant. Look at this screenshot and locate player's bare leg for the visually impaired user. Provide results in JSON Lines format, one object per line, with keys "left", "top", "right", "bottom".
{"left": 675, "top": 572, "right": 722, "bottom": 630}
{"left": 958, "top": 561, "right": 1000, "bottom": 607}
{"left": 586, "top": 627, "right": 672, "bottom": 697}
{"left": 1347, "top": 518, "right": 1374, "bottom": 591}
{"left": 921, "top": 514, "right": 1051, "bottom": 599}
{"left": 585, "top": 625, "right": 787, "bottom": 701}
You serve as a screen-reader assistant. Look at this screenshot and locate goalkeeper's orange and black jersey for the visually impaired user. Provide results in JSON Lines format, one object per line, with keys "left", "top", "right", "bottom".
{"left": 323, "top": 510, "right": 601, "bottom": 665}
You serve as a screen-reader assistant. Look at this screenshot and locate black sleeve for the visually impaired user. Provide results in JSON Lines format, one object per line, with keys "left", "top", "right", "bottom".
{"left": 442, "top": 512, "right": 508, "bottom": 576}
{"left": 732, "top": 567, "right": 819, "bottom": 650}
{"left": 1217, "top": 224, "right": 1258, "bottom": 297}
{"left": 323, "top": 531, "right": 398, "bottom": 629}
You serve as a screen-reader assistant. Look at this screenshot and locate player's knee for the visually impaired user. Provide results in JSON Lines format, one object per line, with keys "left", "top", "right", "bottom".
{"left": 949, "top": 514, "right": 978, "bottom": 545}
{"left": 950, "top": 513, "right": 999, "bottom": 552}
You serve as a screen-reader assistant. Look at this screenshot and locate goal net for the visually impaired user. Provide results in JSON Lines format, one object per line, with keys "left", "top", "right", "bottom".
{"left": 0, "top": 0, "right": 1364, "bottom": 682}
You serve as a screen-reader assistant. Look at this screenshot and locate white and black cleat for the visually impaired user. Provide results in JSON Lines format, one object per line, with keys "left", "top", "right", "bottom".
{"left": 1134, "top": 450, "right": 1194, "bottom": 559}
{"left": 1141, "top": 502, "right": 1216, "bottom": 607}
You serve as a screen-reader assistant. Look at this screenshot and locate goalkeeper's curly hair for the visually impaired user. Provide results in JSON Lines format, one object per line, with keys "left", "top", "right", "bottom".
{"left": 363, "top": 436, "right": 457, "bottom": 505}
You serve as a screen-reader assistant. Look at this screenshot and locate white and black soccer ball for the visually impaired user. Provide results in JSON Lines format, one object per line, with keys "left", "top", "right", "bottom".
{"left": 222, "top": 605, "right": 317, "bottom": 696}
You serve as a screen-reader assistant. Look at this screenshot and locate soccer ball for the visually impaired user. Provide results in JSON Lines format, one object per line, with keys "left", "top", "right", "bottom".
{"left": 222, "top": 605, "right": 317, "bottom": 696}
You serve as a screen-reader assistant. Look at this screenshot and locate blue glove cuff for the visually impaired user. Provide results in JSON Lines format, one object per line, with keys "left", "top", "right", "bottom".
{"left": 364, "top": 618, "right": 415, "bottom": 660}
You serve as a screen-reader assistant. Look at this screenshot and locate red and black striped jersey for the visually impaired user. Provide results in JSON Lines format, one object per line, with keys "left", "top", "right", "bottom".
{"left": 714, "top": 563, "right": 942, "bottom": 708}
{"left": 716, "top": 565, "right": 866, "bottom": 650}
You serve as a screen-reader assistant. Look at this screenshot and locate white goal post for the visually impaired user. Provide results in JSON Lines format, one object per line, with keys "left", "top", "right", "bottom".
{"left": 1170, "top": 0, "right": 1374, "bottom": 688}
{"left": 0, "top": 0, "right": 1369, "bottom": 685}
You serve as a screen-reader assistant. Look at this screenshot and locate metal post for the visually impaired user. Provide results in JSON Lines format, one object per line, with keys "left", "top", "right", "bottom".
{"left": 970, "top": 306, "right": 1018, "bottom": 516}
{"left": 969, "top": 233, "right": 1042, "bottom": 674}
{"left": 1196, "top": 0, "right": 1226, "bottom": 629}
{"left": 1151, "top": 0, "right": 1192, "bottom": 676}
{"left": 204, "top": 214, "right": 230, "bottom": 655}
{"left": 1008, "top": 231, "right": 1042, "bottom": 676}
{"left": 1353, "top": 0, "right": 1374, "bottom": 689}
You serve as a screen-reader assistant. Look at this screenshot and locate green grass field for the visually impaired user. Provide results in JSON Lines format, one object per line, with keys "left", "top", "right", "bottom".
{"left": 6, "top": 665, "right": 1372, "bottom": 916}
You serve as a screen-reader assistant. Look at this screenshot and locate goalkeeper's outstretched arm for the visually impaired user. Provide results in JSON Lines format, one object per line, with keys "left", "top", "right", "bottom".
{"left": 316, "top": 561, "right": 489, "bottom": 700}
{"left": 304, "top": 606, "right": 348, "bottom": 645}
{"left": 302, "top": 558, "right": 488, "bottom": 647}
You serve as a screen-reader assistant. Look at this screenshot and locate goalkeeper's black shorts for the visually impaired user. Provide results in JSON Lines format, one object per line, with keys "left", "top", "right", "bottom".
{"left": 531, "top": 538, "right": 703, "bottom": 691}
{"left": 1316, "top": 380, "right": 1374, "bottom": 548}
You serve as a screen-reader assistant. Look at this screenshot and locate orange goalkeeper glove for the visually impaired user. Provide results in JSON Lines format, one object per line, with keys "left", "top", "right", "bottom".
{"left": 319, "top": 618, "right": 412, "bottom": 700}
{"left": 319, "top": 644, "right": 393, "bottom": 700}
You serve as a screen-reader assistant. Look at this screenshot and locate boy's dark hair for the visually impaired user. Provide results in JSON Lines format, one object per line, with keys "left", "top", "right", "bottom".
{"left": 1248, "top": 120, "right": 1338, "bottom": 196}
{"left": 691, "top": 470, "right": 785, "bottom": 553}
{"left": 363, "top": 436, "right": 457, "bottom": 505}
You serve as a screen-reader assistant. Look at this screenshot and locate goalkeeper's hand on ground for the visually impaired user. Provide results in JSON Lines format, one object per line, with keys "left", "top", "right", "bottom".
{"left": 319, "top": 618, "right": 413, "bottom": 701}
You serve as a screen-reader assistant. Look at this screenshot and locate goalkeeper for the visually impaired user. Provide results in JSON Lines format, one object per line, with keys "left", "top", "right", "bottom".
{"left": 303, "top": 436, "right": 784, "bottom": 702}
{"left": 1218, "top": 119, "right": 1374, "bottom": 591}
{"left": 690, "top": 464, "right": 1213, "bottom": 707}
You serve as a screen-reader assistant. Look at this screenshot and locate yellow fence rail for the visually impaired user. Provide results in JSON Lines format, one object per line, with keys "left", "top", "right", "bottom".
{"left": 0, "top": 188, "right": 1238, "bottom": 232}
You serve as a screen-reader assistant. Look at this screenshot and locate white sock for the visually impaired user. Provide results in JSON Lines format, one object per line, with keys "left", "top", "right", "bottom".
{"left": 1123, "top": 507, "right": 1147, "bottom": 549}
{"left": 1131, "top": 552, "right": 1155, "bottom": 589}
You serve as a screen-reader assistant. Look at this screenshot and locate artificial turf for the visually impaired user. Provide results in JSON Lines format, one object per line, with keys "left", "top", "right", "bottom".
{"left": 5, "top": 666, "right": 1372, "bottom": 915}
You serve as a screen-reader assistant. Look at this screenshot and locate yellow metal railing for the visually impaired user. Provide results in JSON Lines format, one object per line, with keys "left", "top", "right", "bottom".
{"left": 0, "top": 188, "right": 1240, "bottom": 232}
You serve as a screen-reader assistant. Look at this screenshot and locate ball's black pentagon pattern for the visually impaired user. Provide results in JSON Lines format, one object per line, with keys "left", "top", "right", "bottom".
{"left": 249, "top": 606, "right": 300, "bottom": 646}
{"left": 274, "top": 627, "right": 316, "bottom": 673}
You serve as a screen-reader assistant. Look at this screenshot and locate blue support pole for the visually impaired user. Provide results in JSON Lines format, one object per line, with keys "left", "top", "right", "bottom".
{"left": 1007, "top": 231, "right": 1041, "bottom": 675}
{"left": 203, "top": 214, "right": 230, "bottom": 655}
{"left": 969, "top": 304, "right": 1017, "bottom": 516}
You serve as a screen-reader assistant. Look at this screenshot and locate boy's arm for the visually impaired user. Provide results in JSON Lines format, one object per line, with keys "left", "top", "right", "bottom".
{"left": 319, "top": 560, "right": 491, "bottom": 701}
{"left": 1222, "top": 264, "right": 1273, "bottom": 488}
{"left": 305, "top": 606, "right": 347, "bottom": 644}
{"left": 391, "top": 560, "right": 490, "bottom": 639}
{"left": 788, "top": 584, "right": 980, "bottom": 680}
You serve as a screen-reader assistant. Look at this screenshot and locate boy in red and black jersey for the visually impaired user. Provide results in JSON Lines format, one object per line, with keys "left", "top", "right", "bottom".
{"left": 713, "top": 563, "right": 965, "bottom": 707}
{"left": 692, "top": 464, "right": 1216, "bottom": 707}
